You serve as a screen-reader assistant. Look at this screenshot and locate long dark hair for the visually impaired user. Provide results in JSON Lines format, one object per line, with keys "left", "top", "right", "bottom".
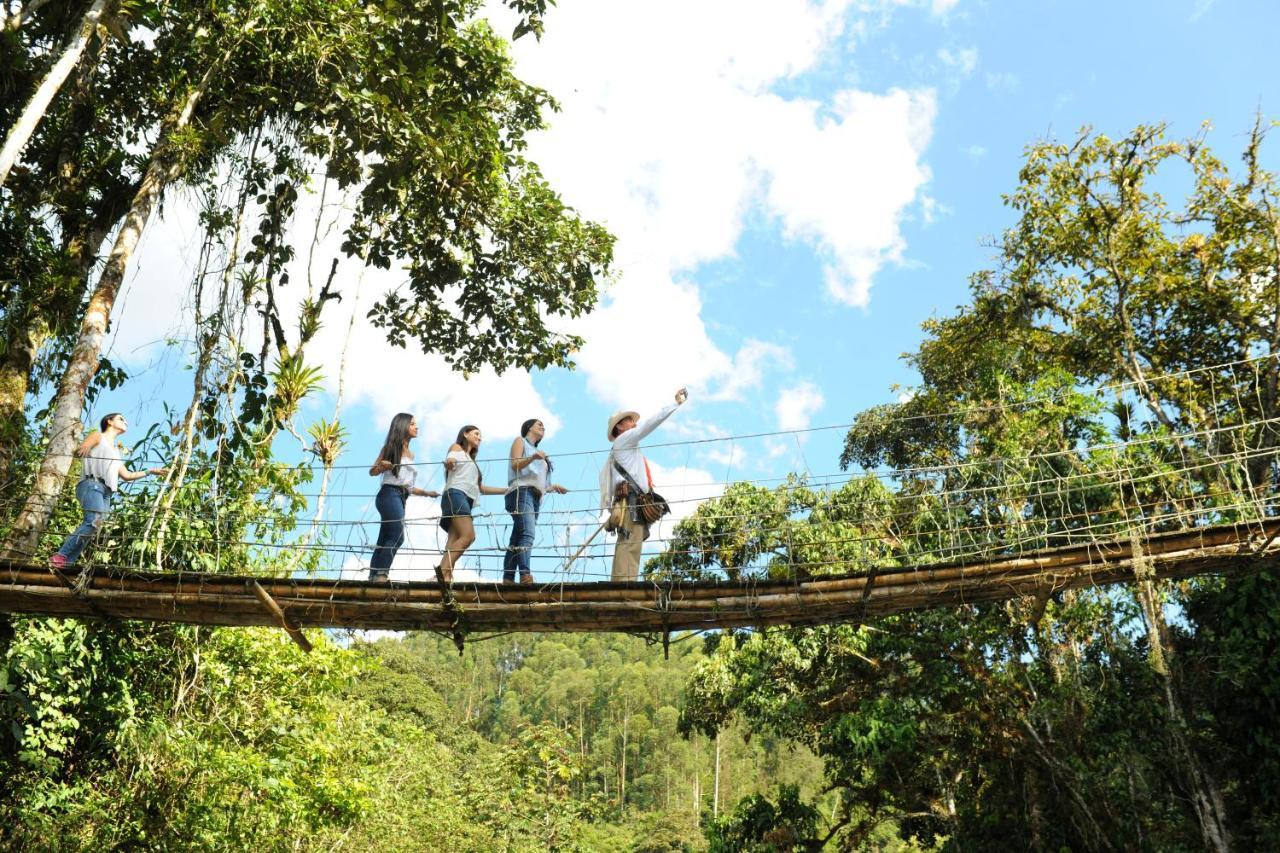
{"left": 519, "top": 418, "right": 552, "bottom": 473}
{"left": 520, "top": 418, "right": 541, "bottom": 446}
{"left": 378, "top": 413, "right": 415, "bottom": 476}
{"left": 453, "top": 424, "right": 483, "bottom": 487}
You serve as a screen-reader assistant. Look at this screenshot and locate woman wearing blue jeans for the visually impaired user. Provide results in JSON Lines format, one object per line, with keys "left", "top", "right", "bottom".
{"left": 49, "top": 412, "right": 164, "bottom": 569}
{"left": 503, "top": 419, "right": 568, "bottom": 584}
{"left": 368, "top": 413, "right": 439, "bottom": 582}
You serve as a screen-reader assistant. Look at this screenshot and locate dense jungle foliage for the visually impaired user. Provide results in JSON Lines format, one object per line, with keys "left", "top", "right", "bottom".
{"left": 658, "top": 121, "right": 1280, "bottom": 851}
{"left": 3, "top": 0, "right": 1280, "bottom": 849}
{"left": 0, "top": 622, "right": 834, "bottom": 850}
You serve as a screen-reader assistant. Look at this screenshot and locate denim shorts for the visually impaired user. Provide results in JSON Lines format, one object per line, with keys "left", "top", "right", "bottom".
{"left": 439, "top": 488, "right": 475, "bottom": 531}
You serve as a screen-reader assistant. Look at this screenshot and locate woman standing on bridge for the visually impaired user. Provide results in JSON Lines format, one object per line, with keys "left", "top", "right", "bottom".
{"left": 503, "top": 418, "right": 569, "bottom": 584}
{"left": 49, "top": 412, "right": 165, "bottom": 569}
{"left": 368, "top": 413, "right": 439, "bottom": 582}
{"left": 438, "top": 425, "right": 506, "bottom": 583}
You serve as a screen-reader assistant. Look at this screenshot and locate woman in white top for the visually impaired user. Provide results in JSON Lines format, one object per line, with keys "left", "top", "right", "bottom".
{"left": 503, "top": 418, "right": 568, "bottom": 584}
{"left": 368, "top": 413, "right": 439, "bottom": 582}
{"left": 49, "top": 412, "right": 164, "bottom": 569}
{"left": 437, "top": 425, "right": 505, "bottom": 583}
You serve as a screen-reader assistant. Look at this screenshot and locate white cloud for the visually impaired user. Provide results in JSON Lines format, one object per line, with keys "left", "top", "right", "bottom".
{"left": 327, "top": 310, "right": 558, "bottom": 454}
{"left": 109, "top": 179, "right": 560, "bottom": 461}
{"left": 510, "top": 0, "right": 939, "bottom": 401}
{"left": 107, "top": 0, "right": 940, "bottom": 471}
{"left": 700, "top": 445, "right": 739, "bottom": 468}
{"left": 1191, "top": 0, "right": 1216, "bottom": 21}
{"left": 103, "top": 190, "right": 206, "bottom": 366}
{"left": 272, "top": 195, "right": 566, "bottom": 456}
{"left": 645, "top": 459, "right": 724, "bottom": 538}
{"left": 985, "top": 71, "right": 1021, "bottom": 92}
{"left": 663, "top": 416, "right": 731, "bottom": 444}
{"left": 964, "top": 144, "right": 986, "bottom": 159}
{"left": 705, "top": 340, "right": 793, "bottom": 402}
{"left": 755, "top": 87, "right": 936, "bottom": 307}
{"left": 936, "top": 46, "right": 978, "bottom": 77}
{"left": 776, "top": 381, "right": 825, "bottom": 431}
{"left": 920, "top": 193, "right": 948, "bottom": 225}
{"left": 573, "top": 264, "right": 733, "bottom": 411}
{"left": 930, "top": 0, "right": 961, "bottom": 16}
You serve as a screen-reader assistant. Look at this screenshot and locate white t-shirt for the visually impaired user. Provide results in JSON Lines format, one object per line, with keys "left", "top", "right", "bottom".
{"left": 379, "top": 450, "right": 418, "bottom": 490}
{"left": 82, "top": 438, "right": 124, "bottom": 491}
{"left": 445, "top": 450, "right": 481, "bottom": 501}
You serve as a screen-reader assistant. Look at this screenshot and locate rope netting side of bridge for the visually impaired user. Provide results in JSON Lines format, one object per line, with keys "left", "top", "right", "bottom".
{"left": 2, "top": 353, "right": 1280, "bottom": 638}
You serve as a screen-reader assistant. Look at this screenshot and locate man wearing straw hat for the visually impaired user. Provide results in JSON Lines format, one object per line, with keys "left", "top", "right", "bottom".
{"left": 600, "top": 387, "right": 689, "bottom": 581}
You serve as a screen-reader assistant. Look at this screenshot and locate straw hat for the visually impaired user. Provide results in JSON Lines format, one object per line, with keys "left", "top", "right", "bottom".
{"left": 606, "top": 410, "right": 640, "bottom": 441}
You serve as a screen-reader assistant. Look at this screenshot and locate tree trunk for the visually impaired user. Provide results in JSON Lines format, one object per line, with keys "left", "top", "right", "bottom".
{"left": 0, "top": 21, "right": 114, "bottom": 487}
{"left": 693, "top": 764, "right": 701, "bottom": 822}
{"left": 1130, "top": 535, "right": 1232, "bottom": 850}
{"left": 463, "top": 666, "right": 478, "bottom": 722}
{"left": 2, "top": 75, "right": 212, "bottom": 560}
{"left": 0, "top": 0, "right": 111, "bottom": 187}
{"left": 1144, "top": 593, "right": 1233, "bottom": 852}
{"left": 713, "top": 730, "right": 721, "bottom": 819}
{"left": 620, "top": 709, "right": 628, "bottom": 809}
{"left": 1159, "top": 673, "right": 1232, "bottom": 853}
{"left": 0, "top": 318, "right": 46, "bottom": 488}
{"left": 0, "top": 207, "right": 117, "bottom": 493}
{"left": 1026, "top": 767, "right": 1046, "bottom": 851}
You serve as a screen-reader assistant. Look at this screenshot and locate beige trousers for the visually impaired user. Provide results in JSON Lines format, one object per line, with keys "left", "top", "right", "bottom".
{"left": 611, "top": 511, "right": 646, "bottom": 582}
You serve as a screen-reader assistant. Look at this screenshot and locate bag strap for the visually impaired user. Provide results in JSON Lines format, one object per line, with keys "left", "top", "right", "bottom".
{"left": 613, "top": 459, "right": 649, "bottom": 495}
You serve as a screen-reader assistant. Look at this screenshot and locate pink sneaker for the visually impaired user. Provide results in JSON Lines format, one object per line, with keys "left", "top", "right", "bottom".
{"left": 49, "top": 553, "right": 67, "bottom": 569}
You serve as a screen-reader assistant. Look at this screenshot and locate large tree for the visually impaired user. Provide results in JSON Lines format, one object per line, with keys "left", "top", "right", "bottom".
{"left": 670, "top": 120, "right": 1280, "bottom": 850}
{"left": 0, "top": 0, "right": 613, "bottom": 558}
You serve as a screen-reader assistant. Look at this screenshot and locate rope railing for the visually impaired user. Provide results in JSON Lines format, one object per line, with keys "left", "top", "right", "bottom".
{"left": 6, "top": 422, "right": 1274, "bottom": 583}
{"left": 0, "top": 351, "right": 1275, "bottom": 592}
{"left": 6, "top": 409, "right": 1273, "bottom": 518}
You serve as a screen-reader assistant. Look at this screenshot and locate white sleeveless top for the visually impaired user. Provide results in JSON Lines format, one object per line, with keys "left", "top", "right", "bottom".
{"left": 379, "top": 450, "right": 417, "bottom": 490}
{"left": 507, "top": 437, "right": 548, "bottom": 494}
{"left": 82, "top": 438, "right": 124, "bottom": 491}
{"left": 444, "top": 450, "right": 481, "bottom": 501}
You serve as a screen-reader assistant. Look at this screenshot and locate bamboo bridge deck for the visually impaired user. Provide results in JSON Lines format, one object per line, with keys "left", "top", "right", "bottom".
{"left": 2, "top": 519, "right": 1277, "bottom": 647}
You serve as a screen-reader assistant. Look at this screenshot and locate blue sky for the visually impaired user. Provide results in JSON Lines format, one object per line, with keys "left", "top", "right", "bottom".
{"left": 102, "top": 0, "right": 1280, "bottom": 581}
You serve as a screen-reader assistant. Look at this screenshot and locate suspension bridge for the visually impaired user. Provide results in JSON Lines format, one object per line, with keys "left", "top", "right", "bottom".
{"left": 2, "top": 519, "right": 1276, "bottom": 643}
{"left": 2, "top": 356, "right": 1278, "bottom": 650}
